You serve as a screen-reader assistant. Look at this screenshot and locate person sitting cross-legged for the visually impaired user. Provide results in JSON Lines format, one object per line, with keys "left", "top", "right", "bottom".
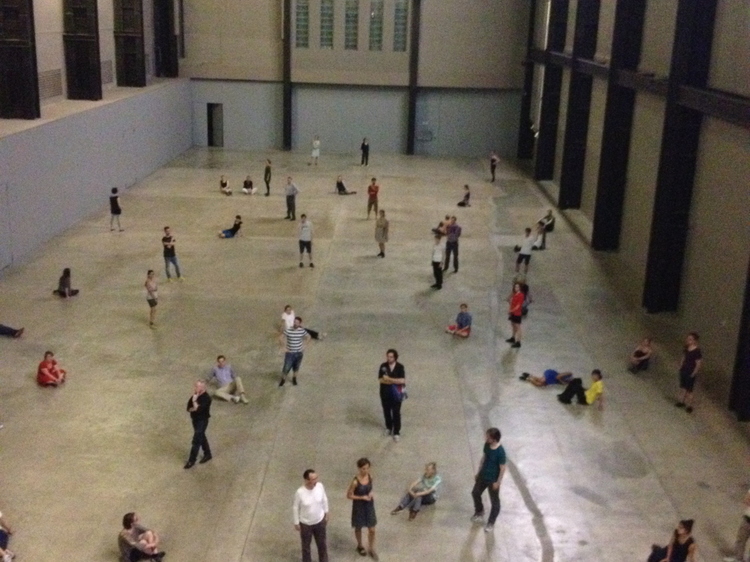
{"left": 390, "top": 462, "right": 441, "bottom": 521}
{"left": 446, "top": 304, "right": 472, "bottom": 338}
{"left": 628, "top": 337, "right": 653, "bottom": 373}
{"left": 557, "top": 369, "right": 605, "bottom": 410}
{"left": 37, "top": 351, "right": 67, "bottom": 387}
{"left": 519, "top": 369, "right": 573, "bottom": 387}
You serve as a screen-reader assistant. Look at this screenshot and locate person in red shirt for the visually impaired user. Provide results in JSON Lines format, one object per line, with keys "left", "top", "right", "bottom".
{"left": 506, "top": 283, "right": 524, "bottom": 348}
{"left": 37, "top": 351, "right": 67, "bottom": 387}
{"left": 367, "top": 178, "right": 379, "bottom": 219}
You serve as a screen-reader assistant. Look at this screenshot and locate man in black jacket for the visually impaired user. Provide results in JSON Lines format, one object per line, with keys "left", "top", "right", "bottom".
{"left": 184, "top": 381, "right": 212, "bottom": 469}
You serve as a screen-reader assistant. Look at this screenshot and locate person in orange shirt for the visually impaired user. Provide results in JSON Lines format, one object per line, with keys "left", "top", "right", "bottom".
{"left": 367, "top": 178, "right": 379, "bottom": 219}
{"left": 506, "top": 283, "right": 524, "bottom": 348}
{"left": 37, "top": 351, "right": 66, "bottom": 387}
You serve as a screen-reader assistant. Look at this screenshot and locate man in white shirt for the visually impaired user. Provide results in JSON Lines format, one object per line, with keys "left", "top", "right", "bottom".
{"left": 293, "top": 469, "right": 329, "bottom": 562}
{"left": 515, "top": 227, "right": 536, "bottom": 274}
{"left": 431, "top": 235, "right": 444, "bottom": 289}
{"left": 299, "top": 214, "right": 314, "bottom": 268}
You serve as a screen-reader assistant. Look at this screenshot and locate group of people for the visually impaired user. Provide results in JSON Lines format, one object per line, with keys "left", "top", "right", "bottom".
{"left": 429, "top": 213, "right": 463, "bottom": 290}
{"left": 215, "top": 160, "right": 273, "bottom": 197}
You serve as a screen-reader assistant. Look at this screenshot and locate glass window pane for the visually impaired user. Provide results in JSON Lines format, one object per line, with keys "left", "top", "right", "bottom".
{"left": 345, "top": 0, "right": 359, "bottom": 50}
{"left": 369, "top": 0, "right": 384, "bottom": 51}
{"left": 393, "top": 0, "right": 408, "bottom": 52}
{"left": 320, "top": 0, "right": 334, "bottom": 49}
{"left": 296, "top": 0, "right": 310, "bottom": 48}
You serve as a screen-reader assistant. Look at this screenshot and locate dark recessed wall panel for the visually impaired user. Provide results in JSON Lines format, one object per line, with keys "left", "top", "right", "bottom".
{"left": 0, "top": 0, "right": 40, "bottom": 119}
{"left": 63, "top": 0, "right": 102, "bottom": 100}
{"left": 113, "top": 0, "right": 145, "bottom": 87}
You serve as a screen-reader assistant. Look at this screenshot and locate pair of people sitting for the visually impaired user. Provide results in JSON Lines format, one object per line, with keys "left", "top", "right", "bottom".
{"left": 37, "top": 351, "right": 66, "bottom": 387}
{"left": 390, "top": 462, "right": 441, "bottom": 520}
{"left": 118, "top": 513, "right": 165, "bottom": 561}
{"left": 446, "top": 304, "right": 472, "bottom": 338}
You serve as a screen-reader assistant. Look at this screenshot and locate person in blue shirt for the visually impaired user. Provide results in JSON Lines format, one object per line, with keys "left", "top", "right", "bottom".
{"left": 518, "top": 369, "right": 573, "bottom": 387}
{"left": 446, "top": 303, "right": 472, "bottom": 338}
{"left": 390, "top": 462, "right": 442, "bottom": 520}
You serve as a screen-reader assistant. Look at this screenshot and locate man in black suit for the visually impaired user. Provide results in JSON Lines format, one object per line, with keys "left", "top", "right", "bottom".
{"left": 184, "top": 380, "right": 212, "bottom": 469}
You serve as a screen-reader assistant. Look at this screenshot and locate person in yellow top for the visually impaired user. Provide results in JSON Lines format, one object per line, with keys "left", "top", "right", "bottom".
{"left": 556, "top": 369, "right": 605, "bottom": 410}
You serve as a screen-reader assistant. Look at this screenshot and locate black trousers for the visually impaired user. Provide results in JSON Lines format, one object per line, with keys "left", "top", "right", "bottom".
{"left": 432, "top": 261, "right": 443, "bottom": 287}
{"left": 471, "top": 478, "right": 501, "bottom": 524}
{"left": 300, "top": 519, "right": 328, "bottom": 562}
{"left": 361, "top": 151, "right": 369, "bottom": 165}
{"left": 491, "top": 163, "right": 497, "bottom": 182}
{"left": 188, "top": 417, "right": 211, "bottom": 462}
{"left": 381, "top": 395, "right": 402, "bottom": 435}
{"left": 647, "top": 546, "right": 668, "bottom": 562}
{"left": 265, "top": 178, "right": 271, "bottom": 195}
{"left": 558, "top": 378, "right": 587, "bottom": 404}
{"left": 286, "top": 195, "right": 296, "bottom": 219}
{"left": 444, "top": 241, "right": 459, "bottom": 272}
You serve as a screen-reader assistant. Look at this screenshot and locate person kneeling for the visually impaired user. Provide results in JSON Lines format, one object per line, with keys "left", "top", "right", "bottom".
{"left": 446, "top": 303, "right": 472, "bottom": 338}
{"left": 118, "top": 513, "right": 165, "bottom": 562}
{"left": 391, "top": 462, "right": 441, "bottom": 520}
{"left": 557, "top": 369, "right": 604, "bottom": 410}
{"left": 37, "top": 351, "right": 66, "bottom": 387}
{"left": 219, "top": 215, "right": 242, "bottom": 239}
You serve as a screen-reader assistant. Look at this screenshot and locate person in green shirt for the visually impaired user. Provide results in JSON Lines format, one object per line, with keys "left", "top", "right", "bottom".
{"left": 471, "top": 428, "right": 507, "bottom": 533}
{"left": 390, "top": 462, "right": 442, "bottom": 520}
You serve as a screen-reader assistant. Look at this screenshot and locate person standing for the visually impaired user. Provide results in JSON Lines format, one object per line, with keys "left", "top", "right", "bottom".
{"left": 264, "top": 159, "right": 272, "bottom": 196}
{"left": 0, "top": 508, "right": 16, "bottom": 561}
{"left": 279, "top": 316, "right": 311, "bottom": 386}
{"left": 281, "top": 305, "right": 326, "bottom": 340}
{"left": 490, "top": 152, "right": 499, "bottom": 182}
{"left": 298, "top": 215, "right": 314, "bottom": 268}
{"left": 515, "top": 227, "right": 535, "bottom": 274}
{"left": 378, "top": 349, "right": 406, "bottom": 442}
{"left": 110, "top": 187, "right": 124, "bottom": 231}
{"left": 506, "top": 282, "right": 524, "bottom": 348}
{"left": 347, "top": 458, "right": 378, "bottom": 559}
{"left": 471, "top": 427, "right": 507, "bottom": 533}
{"left": 367, "top": 178, "right": 379, "bottom": 219}
{"left": 293, "top": 469, "right": 330, "bottom": 562}
{"left": 360, "top": 137, "right": 370, "bottom": 166}
{"left": 310, "top": 136, "right": 321, "bottom": 166}
{"left": 162, "top": 226, "right": 182, "bottom": 281}
{"left": 374, "top": 210, "right": 389, "bottom": 258}
{"left": 431, "top": 235, "right": 444, "bottom": 289}
{"left": 145, "top": 270, "right": 158, "bottom": 327}
{"left": 443, "top": 216, "right": 461, "bottom": 273}
{"left": 285, "top": 177, "right": 299, "bottom": 220}
{"left": 675, "top": 332, "right": 702, "bottom": 414}
{"left": 206, "top": 355, "right": 248, "bottom": 404}
{"left": 184, "top": 380, "right": 212, "bottom": 469}
{"left": 723, "top": 489, "right": 750, "bottom": 562}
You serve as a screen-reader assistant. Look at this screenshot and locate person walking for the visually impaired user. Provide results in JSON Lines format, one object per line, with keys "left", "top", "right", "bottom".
{"left": 515, "top": 227, "right": 535, "bottom": 274}
{"left": 162, "top": 226, "right": 182, "bottom": 281}
{"left": 279, "top": 316, "right": 311, "bottom": 386}
{"left": 206, "top": 355, "right": 248, "bottom": 404}
{"left": 366, "top": 178, "right": 379, "bottom": 219}
{"left": 293, "top": 469, "right": 330, "bottom": 562}
{"left": 374, "top": 210, "right": 389, "bottom": 258}
{"left": 310, "top": 136, "right": 321, "bottom": 166}
{"left": 347, "top": 458, "right": 378, "bottom": 560}
{"left": 506, "top": 282, "right": 524, "bottom": 348}
{"left": 378, "top": 349, "right": 406, "bottom": 442}
{"left": 471, "top": 427, "right": 507, "bottom": 533}
{"left": 390, "top": 462, "right": 441, "bottom": 521}
{"left": 110, "top": 187, "right": 124, "bottom": 231}
{"left": 443, "top": 216, "right": 461, "bottom": 273}
{"left": 675, "top": 332, "right": 702, "bottom": 413}
{"left": 264, "top": 159, "right": 272, "bottom": 196}
{"left": 184, "top": 380, "right": 212, "bottom": 469}
{"left": 298, "top": 215, "right": 314, "bottom": 268}
{"left": 360, "top": 137, "right": 370, "bottom": 166}
{"left": 723, "top": 489, "right": 750, "bottom": 562}
{"left": 490, "top": 152, "right": 499, "bottom": 182}
{"left": 431, "top": 235, "right": 444, "bottom": 289}
{"left": 285, "top": 177, "right": 299, "bottom": 220}
{"left": 144, "top": 270, "right": 158, "bottom": 327}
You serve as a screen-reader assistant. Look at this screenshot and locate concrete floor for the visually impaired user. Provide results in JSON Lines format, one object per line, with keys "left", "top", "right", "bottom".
{"left": 0, "top": 148, "right": 746, "bottom": 561}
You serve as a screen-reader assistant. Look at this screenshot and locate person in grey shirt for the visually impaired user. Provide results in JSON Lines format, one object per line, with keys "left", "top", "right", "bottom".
{"left": 298, "top": 214, "right": 314, "bottom": 268}
{"left": 285, "top": 177, "right": 299, "bottom": 220}
{"left": 206, "top": 355, "right": 248, "bottom": 404}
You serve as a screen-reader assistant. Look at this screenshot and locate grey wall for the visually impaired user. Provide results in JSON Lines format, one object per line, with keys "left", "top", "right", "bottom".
{"left": 0, "top": 80, "right": 192, "bottom": 267}
{"left": 191, "top": 80, "right": 283, "bottom": 150}
{"left": 292, "top": 85, "right": 409, "bottom": 154}
{"left": 414, "top": 89, "right": 522, "bottom": 158}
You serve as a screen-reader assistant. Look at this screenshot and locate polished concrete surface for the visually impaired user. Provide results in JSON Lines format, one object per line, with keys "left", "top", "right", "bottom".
{"left": 0, "top": 148, "right": 746, "bottom": 561}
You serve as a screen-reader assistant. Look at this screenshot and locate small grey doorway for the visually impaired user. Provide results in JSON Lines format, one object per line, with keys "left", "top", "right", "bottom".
{"left": 207, "top": 103, "right": 224, "bottom": 147}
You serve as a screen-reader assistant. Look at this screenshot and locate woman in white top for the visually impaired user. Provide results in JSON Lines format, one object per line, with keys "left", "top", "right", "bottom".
{"left": 310, "top": 136, "right": 321, "bottom": 166}
{"left": 145, "top": 270, "right": 158, "bottom": 327}
{"left": 282, "top": 305, "right": 325, "bottom": 340}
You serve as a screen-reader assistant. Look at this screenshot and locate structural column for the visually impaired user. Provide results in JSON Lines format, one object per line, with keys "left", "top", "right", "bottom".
{"left": 0, "top": 0, "right": 40, "bottom": 119}
{"left": 533, "top": 0, "right": 568, "bottom": 181}
{"left": 282, "top": 0, "right": 292, "bottom": 150}
{"left": 558, "top": 0, "right": 600, "bottom": 209}
{"left": 642, "top": 0, "right": 718, "bottom": 312}
{"left": 405, "top": 0, "right": 421, "bottom": 155}
{"left": 730, "top": 257, "right": 750, "bottom": 421}
{"left": 516, "top": 0, "right": 537, "bottom": 160}
{"left": 590, "top": 0, "right": 647, "bottom": 250}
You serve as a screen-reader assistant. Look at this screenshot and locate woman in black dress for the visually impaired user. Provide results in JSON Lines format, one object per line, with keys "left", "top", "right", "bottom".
{"left": 347, "top": 458, "right": 377, "bottom": 559}
{"left": 647, "top": 519, "right": 697, "bottom": 562}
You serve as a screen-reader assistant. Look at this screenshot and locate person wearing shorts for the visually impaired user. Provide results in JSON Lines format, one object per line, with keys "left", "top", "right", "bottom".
{"left": 675, "top": 332, "right": 702, "bottom": 413}
{"left": 145, "top": 270, "right": 158, "bottom": 327}
{"left": 298, "top": 214, "right": 314, "bottom": 268}
{"left": 506, "top": 282, "right": 524, "bottom": 348}
{"left": 515, "top": 228, "right": 535, "bottom": 274}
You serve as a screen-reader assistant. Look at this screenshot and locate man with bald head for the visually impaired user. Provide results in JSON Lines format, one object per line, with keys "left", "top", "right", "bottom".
{"left": 184, "top": 380, "right": 212, "bottom": 469}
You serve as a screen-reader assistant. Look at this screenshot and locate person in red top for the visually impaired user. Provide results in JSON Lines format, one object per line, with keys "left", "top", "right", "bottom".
{"left": 37, "top": 351, "right": 67, "bottom": 387}
{"left": 367, "top": 178, "right": 379, "bottom": 219}
{"left": 506, "top": 283, "right": 524, "bottom": 348}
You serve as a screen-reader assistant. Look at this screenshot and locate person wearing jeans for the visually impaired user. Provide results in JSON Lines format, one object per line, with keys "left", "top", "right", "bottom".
{"left": 391, "top": 462, "right": 441, "bottom": 520}
{"left": 279, "top": 316, "right": 311, "bottom": 386}
{"left": 471, "top": 427, "right": 507, "bottom": 533}
{"left": 293, "top": 469, "right": 329, "bottom": 562}
{"left": 162, "top": 226, "right": 181, "bottom": 280}
{"left": 0, "top": 324, "right": 23, "bottom": 338}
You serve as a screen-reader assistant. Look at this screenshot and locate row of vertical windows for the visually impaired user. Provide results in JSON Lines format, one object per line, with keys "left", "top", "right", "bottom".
{"left": 294, "top": 0, "right": 407, "bottom": 52}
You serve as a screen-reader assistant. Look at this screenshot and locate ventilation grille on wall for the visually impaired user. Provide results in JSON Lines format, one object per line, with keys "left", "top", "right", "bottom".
{"left": 101, "top": 60, "right": 114, "bottom": 84}
{"left": 38, "top": 69, "right": 63, "bottom": 99}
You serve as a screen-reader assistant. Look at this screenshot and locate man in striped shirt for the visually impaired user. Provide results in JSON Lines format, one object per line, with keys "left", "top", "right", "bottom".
{"left": 279, "top": 316, "right": 311, "bottom": 386}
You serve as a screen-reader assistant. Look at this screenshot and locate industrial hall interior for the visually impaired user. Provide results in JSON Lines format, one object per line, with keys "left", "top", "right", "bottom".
{"left": 1, "top": 0, "right": 749, "bottom": 561}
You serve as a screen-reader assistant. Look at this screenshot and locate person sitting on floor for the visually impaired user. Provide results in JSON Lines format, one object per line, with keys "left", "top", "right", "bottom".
{"left": 242, "top": 175, "right": 256, "bottom": 195}
{"left": 52, "top": 268, "right": 79, "bottom": 298}
{"left": 219, "top": 175, "right": 231, "bottom": 195}
{"left": 390, "top": 462, "right": 441, "bottom": 520}
{"left": 0, "top": 324, "right": 23, "bottom": 338}
{"left": 457, "top": 184, "right": 471, "bottom": 207}
{"left": 557, "top": 369, "right": 605, "bottom": 410}
{"left": 648, "top": 519, "right": 696, "bottom": 562}
{"left": 629, "top": 337, "right": 653, "bottom": 373}
{"left": 519, "top": 369, "right": 573, "bottom": 387}
{"left": 0, "top": 507, "right": 16, "bottom": 562}
{"left": 118, "top": 512, "right": 165, "bottom": 562}
{"left": 446, "top": 303, "right": 472, "bottom": 337}
{"left": 219, "top": 215, "right": 242, "bottom": 239}
{"left": 336, "top": 175, "right": 356, "bottom": 195}
{"left": 37, "top": 351, "right": 67, "bottom": 387}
